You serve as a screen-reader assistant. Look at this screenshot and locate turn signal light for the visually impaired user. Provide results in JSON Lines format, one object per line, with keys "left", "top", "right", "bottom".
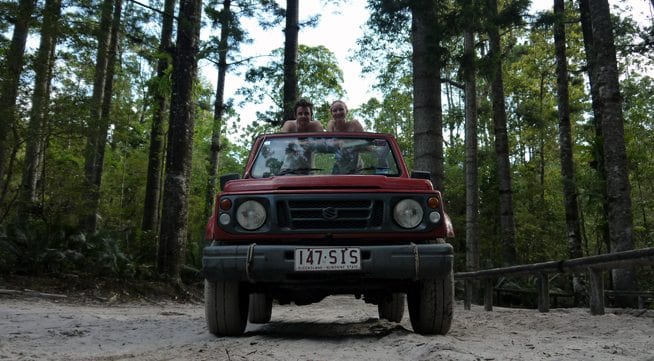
{"left": 219, "top": 198, "right": 232, "bottom": 210}
{"left": 428, "top": 197, "right": 440, "bottom": 209}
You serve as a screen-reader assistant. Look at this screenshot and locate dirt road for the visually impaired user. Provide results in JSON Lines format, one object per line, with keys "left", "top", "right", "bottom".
{"left": 1, "top": 294, "right": 653, "bottom": 360}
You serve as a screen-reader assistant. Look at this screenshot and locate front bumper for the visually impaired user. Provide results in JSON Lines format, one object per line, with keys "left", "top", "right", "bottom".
{"left": 202, "top": 243, "right": 453, "bottom": 283}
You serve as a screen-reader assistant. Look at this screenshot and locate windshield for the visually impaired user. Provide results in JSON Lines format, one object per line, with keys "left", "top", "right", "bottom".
{"left": 250, "top": 136, "right": 400, "bottom": 178}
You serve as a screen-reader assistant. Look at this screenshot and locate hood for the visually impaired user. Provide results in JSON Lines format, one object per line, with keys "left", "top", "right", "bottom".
{"left": 223, "top": 175, "right": 434, "bottom": 193}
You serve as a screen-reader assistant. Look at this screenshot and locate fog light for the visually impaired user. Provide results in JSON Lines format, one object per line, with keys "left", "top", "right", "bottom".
{"left": 429, "top": 211, "right": 441, "bottom": 224}
{"left": 219, "top": 213, "right": 231, "bottom": 225}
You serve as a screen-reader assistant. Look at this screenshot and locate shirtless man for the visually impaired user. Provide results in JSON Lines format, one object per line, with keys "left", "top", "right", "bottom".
{"left": 326, "top": 100, "right": 364, "bottom": 132}
{"left": 281, "top": 99, "right": 325, "bottom": 132}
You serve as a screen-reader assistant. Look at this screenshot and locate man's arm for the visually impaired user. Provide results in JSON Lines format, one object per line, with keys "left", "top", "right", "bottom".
{"left": 350, "top": 119, "right": 364, "bottom": 132}
{"left": 281, "top": 120, "right": 296, "bottom": 132}
{"left": 310, "top": 121, "right": 325, "bottom": 132}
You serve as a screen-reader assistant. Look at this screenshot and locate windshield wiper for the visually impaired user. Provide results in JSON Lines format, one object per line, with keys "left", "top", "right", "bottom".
{"left": 278, "top": 167, "right": 322, "bottom": 175}
{"left": 353, "top": 166, "right": 390, "bottom": 174}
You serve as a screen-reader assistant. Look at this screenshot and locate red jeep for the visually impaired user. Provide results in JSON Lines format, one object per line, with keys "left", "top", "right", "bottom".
{"left": 203, "top": 132, "right": 454, "bottom": 336}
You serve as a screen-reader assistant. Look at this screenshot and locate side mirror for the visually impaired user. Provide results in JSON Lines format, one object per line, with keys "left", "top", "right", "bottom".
{"left": 219, "top": 173, "right": 240, "bottom": 190}
{"left": 411, "top": 170, "right": 431, "bottom": 180}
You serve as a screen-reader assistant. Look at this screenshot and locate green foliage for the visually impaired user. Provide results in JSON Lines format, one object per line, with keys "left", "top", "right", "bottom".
{"left": 0, "top": 221, "right": 143, "bottom": 279}
{"left": 622, "top": 75, "right": 654, "bottom": 248}
{"left": 237, "top": 44, "right": 345, "bottom": 131}
{"left": 357, "top": 90, "right": 414, "bottom": 167}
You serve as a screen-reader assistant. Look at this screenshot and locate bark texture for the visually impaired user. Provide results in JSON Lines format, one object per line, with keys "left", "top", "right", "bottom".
{"left": 158, "top": 0, "right": 202, "bottom": 283}
{"left": 487, "top": 0, "right": 516, "bottom": 265}
{"left": 411, "top": 0, "right": 444, "bottom": 191}
{"left": 81, "top": 0, "right": 118, "bottom": 233}
{"left": 0, "top": 0, "right": 36, "bottom": 187}
{"left": 464, "top": 22, "right": 480, "bottom": 303}
{"left": 282, "top": 0, "right": 299, "bottom": 123}
{"left": 142, "top": 0, "right": 177, "bottom": 232}
{"left": 554, "top": 0, "right": 582, "bottom": 260}
{"left": 18, "top": 0, "right": 63, "bottom": 216}
{"left": 206, "top": 0, "right": 231, "bottom": 219}
{"left": 588, "top": 0, "right": 636, "bottom": 297}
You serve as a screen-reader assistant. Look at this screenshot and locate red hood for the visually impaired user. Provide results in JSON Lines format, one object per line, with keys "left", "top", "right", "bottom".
{"left": 223, "top": 175, "right": 435, "bottom": 193}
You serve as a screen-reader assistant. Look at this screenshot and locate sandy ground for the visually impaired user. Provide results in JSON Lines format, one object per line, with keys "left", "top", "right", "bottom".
{"left": 1, "top": 294, "right": 653, "bottom": 361}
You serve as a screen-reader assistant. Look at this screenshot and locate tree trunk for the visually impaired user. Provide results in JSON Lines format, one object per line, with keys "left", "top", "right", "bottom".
{"left": 411, "top": 0, "right": 444, "bottom": 191}
{"left": 282, "top": 0, "right": 299, "bottom": 123}
{"left": 17, "top": 0, "right": 63, "bottom": 218}
{"left": 588, "top": 0, "right": 636, "bottom": 301}
{"left": 554, "top": 0, "right": 583, "bottom": 256}
{"left": 487, "top": 0, "right": 516, "bottom": 265}
{"left": 554, "top": 0, "right": 584, "bottom": 302}
{"left": 99, "top": 0, "right": 122, "bottom": 149}
{"left": 142, "top": 0, "right": 177, "bottom": 233}
{"left": 579, "top": 0, "right": 610, "bottom": 256}
{"left": 81, "top": 0, "right": 116, "bottom": 233}
{"left": 464, "top": 22, "right": 480, "bottom": 302}
{"left": 158, "top": 0, "right": 202, "bottom": 284}
{"left": 0, "top": 0, "right": 35, "bottom": 189}
{"left": 206, "top": 0, "right": 231, "bottom": 219}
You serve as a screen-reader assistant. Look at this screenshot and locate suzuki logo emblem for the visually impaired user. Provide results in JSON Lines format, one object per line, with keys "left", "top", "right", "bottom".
{"left": 322, "top": 207, "right": 338, "bottom": 220}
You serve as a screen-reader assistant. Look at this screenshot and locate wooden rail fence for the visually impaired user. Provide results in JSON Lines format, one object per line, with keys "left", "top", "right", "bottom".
{"left": 454, "top": 247, "right": 654, "bottom": 315}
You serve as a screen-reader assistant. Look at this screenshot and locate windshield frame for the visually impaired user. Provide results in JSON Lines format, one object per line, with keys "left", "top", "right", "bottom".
{"left": 245, "top": 133, "right": 405, "bottom": 179}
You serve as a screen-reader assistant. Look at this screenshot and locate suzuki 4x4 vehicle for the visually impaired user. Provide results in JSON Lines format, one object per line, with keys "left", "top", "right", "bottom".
{"left": 203, "top": 132, "right": 454, "bottom": 336}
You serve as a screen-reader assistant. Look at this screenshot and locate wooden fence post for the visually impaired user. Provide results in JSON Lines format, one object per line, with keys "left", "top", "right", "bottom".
{"left": 537, "top": 272, "right": 550, "bottom": 312}
{"left": 589, "top": 268, "right": 605, "bottom": 315}
{"left": 484, "top": 278, "right": 493, "bottom": 311}
{"left": 464, "top": 279, "right": 471, "bottom": 310}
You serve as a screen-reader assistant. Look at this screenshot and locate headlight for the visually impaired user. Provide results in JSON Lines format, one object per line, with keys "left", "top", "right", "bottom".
{"left": 393, "top": 199, "right": 423, "bottom": 228}
{"left": 236, "top": 200, "right": 266, "bottom": 230}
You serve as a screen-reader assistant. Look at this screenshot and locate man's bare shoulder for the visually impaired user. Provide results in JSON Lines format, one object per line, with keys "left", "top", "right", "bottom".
{"left": 281, "top": 120, "right": 297, "bottom": 132}
{"left": 349, "top": 119, "right": 364, "bottom": 132}
{"left": 309, "top": 121, "right": 325, "bottom": 131}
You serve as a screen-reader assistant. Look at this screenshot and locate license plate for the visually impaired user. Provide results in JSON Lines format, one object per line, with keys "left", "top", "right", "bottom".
{"left": 294, "top": 247, "right": 361, "bottom": 271}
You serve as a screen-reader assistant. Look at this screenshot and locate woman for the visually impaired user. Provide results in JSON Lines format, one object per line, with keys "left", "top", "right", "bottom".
{"left": 326, "top": 101, "right": 365, "bottom": 174}
{"left": 326, "top": 100, "right": 364, "bottom": 132}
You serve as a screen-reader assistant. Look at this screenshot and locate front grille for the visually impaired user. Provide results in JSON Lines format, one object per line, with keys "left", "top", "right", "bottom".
{"left": 278, "top": 199, "right": 384, "bottom": 231}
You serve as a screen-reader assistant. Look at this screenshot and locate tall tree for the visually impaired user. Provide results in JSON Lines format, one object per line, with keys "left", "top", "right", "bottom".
{"left": 81, "top": 0, "right": 119, "bottom": 233}
{"left": 578, "top": 0, "right": 610, "bottom": 255}
{"left": 463, "top": 1, "right": 480, "bottom": 300}
{"left": 588, "top": 0, "right": 636, "bottom": 298}
{"left": 17, "top": 0, "right": 63, "bottom": 216}
{"left": 204, "top": 0, "right": 283, "bottom": 217}
{"left": 158, "top": 0, "right": 202, "bottom": 284}
{"left": 238, "top": 44, "right": 344, "bottom": 131}
{"left": 411, "top": 0, "right": 444, "bottom": 191}
{"left": 0, "top": 0, "right": 35, "bottom": 189}
{"left": 142, "top": 0, "right": 177, "bottom": 233}
{"left": 282, "top": 0, "right": 298, "bottom": 123}
{"left": 486, "top": 0, "right": 517, "bottom": 265}
{"left": 206, "top": 0, "right": 231, "bottom": 219}
{"left": 551, "top": 3, "right": 581, "bottom": 243}
{"left": 553, "top": 0, "right": 583, "bottom": 299}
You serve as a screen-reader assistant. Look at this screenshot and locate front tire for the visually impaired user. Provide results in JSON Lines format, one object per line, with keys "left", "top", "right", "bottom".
{"left": 204, "top": 280, "right": 249, "bottom": 336}
{"left": 407, "top": 273, "right": 453, "bottom": 335}
{"left": 378, "top": 293, "right": 405, "bottom": 322}
{"left": 248, "top": 293, "right": 273, "bottom": 323}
